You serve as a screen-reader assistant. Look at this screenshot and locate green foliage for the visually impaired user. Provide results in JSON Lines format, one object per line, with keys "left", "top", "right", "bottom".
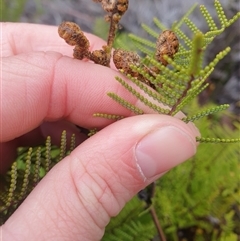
{"left": 1, "top": 0, "right": 28, "bottom": 21}
{"left": 103, "top": 102, "right": 240, "bottom": 240}
{"left": 102, "top": 197, "right": 156, "bottom": 241}
{"left": 153, "top": 115, "right": 239, "bottom": 240}
{"left": 99, "top": 1, "right": 240, "bottom": 239}
{"left": 0, "top": 131, "right": 75, "bottom": 225}
{"left": 182, "top": 104, "right": 230, "bottom": 123}
{"left": 107, "top": 92, "right": 145, "bottom": 115}
{"left": 1, "top": 1, "right": 239, "bottom": 239}
{"left": 98, "top": 0, "right": 240, "bottom": 143}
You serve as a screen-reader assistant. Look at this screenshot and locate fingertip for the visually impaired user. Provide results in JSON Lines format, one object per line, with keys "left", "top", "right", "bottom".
{"left": 135, "top": 125, "right": 197, "bottom": 179}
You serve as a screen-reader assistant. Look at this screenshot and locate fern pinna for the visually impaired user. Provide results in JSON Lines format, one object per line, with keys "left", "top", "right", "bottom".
{"left": 1, "top": 1, "right": 239, "bottom": 240}
{"left": 0, "top": 131, "right": 76, "bottom": 224}
{"left": 94, "top": 0, "right": 240, "bottom": 143}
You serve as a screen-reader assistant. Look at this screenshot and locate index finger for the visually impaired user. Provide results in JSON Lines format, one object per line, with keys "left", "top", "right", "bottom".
{"left": 2, "top": 22, "right": 107, "bottom": 57}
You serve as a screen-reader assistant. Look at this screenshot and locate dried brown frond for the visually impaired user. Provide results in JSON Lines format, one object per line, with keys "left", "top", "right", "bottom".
{"left": 58, "top": 1, "right": 129, "bottom": 67}
{"left": 156, "top": 30, "right": 179, "bottom": 66}
{"left": 58, "top": 21, "right": 90, "bottom": 60}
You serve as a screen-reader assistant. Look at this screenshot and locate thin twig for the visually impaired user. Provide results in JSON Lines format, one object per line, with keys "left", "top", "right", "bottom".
{"left": 149, "top": 206, "right": 166, "bottom": 241}
{"left": 148, "top": 182, "right": 166, "bottom": 241}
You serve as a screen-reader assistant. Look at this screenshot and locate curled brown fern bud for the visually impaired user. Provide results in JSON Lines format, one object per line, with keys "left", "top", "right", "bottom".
{"left": 58, "top": 1, "right": 129, "bottom": 66}
{"left": 100, "top": 0, "right": 128, "bottom": 15}
{"left": 58, "top": 21, "right": 90, "bottom": 59}
{"left": 156, "top": 30, "right": 179, "bottom": 66}
{"left": 116, "top": 0, "right": 129, "bottom": 14}
{"left": 90, "top": 48, "right": 109, "bottom": 66}
{"left": 113, "top": 49, "right": 141, "bottom": 77}
{"left": 113, "top": 49, "right": 156, "bottom": 89}
{"left": 73, "top": 45, "right": 90, "bottom": 60}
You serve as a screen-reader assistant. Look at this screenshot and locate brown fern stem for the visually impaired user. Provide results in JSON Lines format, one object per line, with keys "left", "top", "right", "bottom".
{"left": 150, "top": 206, "right": 166, "bottom": 241}
{"left": 147, "top": 182, "right": 166, "bottom": 241}
{"left": 168, "top": 74, "right": 194, "bottom": 116}
{"left": 105, "top": 15, "right": 117, "bottom": 66}
{"left": 107, "top": 14, "right": 117, "bottom": 47}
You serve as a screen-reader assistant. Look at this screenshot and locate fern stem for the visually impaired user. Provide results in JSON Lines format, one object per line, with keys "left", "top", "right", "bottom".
{"left": 150, "top": 206, "right": 166, "bottom": 241}
{"left": 147, "top": 182, "right": 166, "bottom": 241}
{"left": 115, "top": 76, "right": 170, "bottom": 114}
{"left": 169, "top": 75, "right": 194, "bottom": 116}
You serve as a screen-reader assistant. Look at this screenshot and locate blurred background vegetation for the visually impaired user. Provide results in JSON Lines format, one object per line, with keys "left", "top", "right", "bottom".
{"left": 1, "top": 0, "right": 239, "bottom": 240}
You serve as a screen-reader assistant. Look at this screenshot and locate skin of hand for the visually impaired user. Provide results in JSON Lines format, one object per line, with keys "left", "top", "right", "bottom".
{"left": 1, "top": 22, "right": 200, "bottom": 241}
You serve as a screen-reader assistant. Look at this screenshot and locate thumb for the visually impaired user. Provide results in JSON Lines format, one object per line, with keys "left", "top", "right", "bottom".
{"left": 2, "top": 114, "right": 199, "bottom": 241}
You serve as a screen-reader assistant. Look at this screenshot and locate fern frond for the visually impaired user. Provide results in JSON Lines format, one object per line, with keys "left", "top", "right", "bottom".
{"left": 129, "top": 0, "right": 239, "bottom": 61}
{"left": 183, "top": 18, "right": 199, "bottom": 34}
{"left": 0, "top": 130, "right": 77, "bottom": 224}
{"left": 33, "top": 147, "right": 41, "bottom": 183}
{"left": 107, "top": 2, "right": 239, "bottom": 145}
{"left": 88, "top": 128, "right": 98, "bottom": 137}
{"left": 93, "top": 113, "right": 125, "bottom": 120}
{"left": 182, "top": 104, "right": 230, "bottom": 123}
{"left": 125, "top": 67, "right": 176, "bottom": 106}
{"left": 18, "top": 147, "right": 32, "bottom": 200}
{"left": 115, "top": 76, "right": 170, "bottom": 114}
{"left": 59, "top": 130, "right": 67, "bottom": 161}
{"left": 200, "top": 4, "right": 218, "bottom": 31}
{"left": 132, "top": 42, "right": 154, "bottom": 56}
{"left": 172, "top": 84, "right": 211, "bottom": 116}
{"left": 172, "top": 3, "right": 198, "bottom": 30}
{"left": 45, "top": 136, "right": 51, "bottom": 172}
{"left": 70, "top": 134, "right": 76, "bottom": 152}
{"left": 141, "top": 23, "right": 159, "bottom": 38}
{"left": 128, "top": 34, "right": 155, "bottom": 49}
{"left": 188, "top": 32, "right": 204, "bottom": 76}
{"left": 196, "top": 137, "right": 240, "bottom": 143}
{"left": 103, "top": 197, "right": 155, "bottom": 241}
{"left": 152, "top": 17, "right": 167, "bottom": 31}
{"left": 174, "top": 28, "right": 192, "bottom": 49}
{"left": 107, "top": 92, "right": 144, "bottom": 115}
{"left": 6, "top": 162, "right": 18, "bottom": 209}
{"left": 151, "top": 115, "right": 239, "bottom": 238}
{"left": 201, "top": 47, "right": 231, "bottom": 76}
{"left": 214, "top": 0, "right": 229, "bottom": 27}
{"left": 104, "top": 221, "right": 155, "bottom": 241}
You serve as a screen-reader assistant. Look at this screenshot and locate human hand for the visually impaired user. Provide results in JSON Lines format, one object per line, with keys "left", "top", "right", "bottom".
{"left": 1, "top": 23, "right": 199, "bottom": 240}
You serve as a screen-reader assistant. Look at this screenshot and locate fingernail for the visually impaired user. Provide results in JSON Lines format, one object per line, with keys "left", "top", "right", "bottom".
{"left": 135, "top": 126, "right": 196, "bottom": 179}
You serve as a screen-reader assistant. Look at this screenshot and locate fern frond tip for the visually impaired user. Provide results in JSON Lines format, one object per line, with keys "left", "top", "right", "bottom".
{"left": 182, "top": 104, "right": 230, "bottom": 123}
{"left": 93, "top": 113, "right": 125, "bottom": 120}
{"left": 196, "top": 137, "right": 240, "bottom": 143}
